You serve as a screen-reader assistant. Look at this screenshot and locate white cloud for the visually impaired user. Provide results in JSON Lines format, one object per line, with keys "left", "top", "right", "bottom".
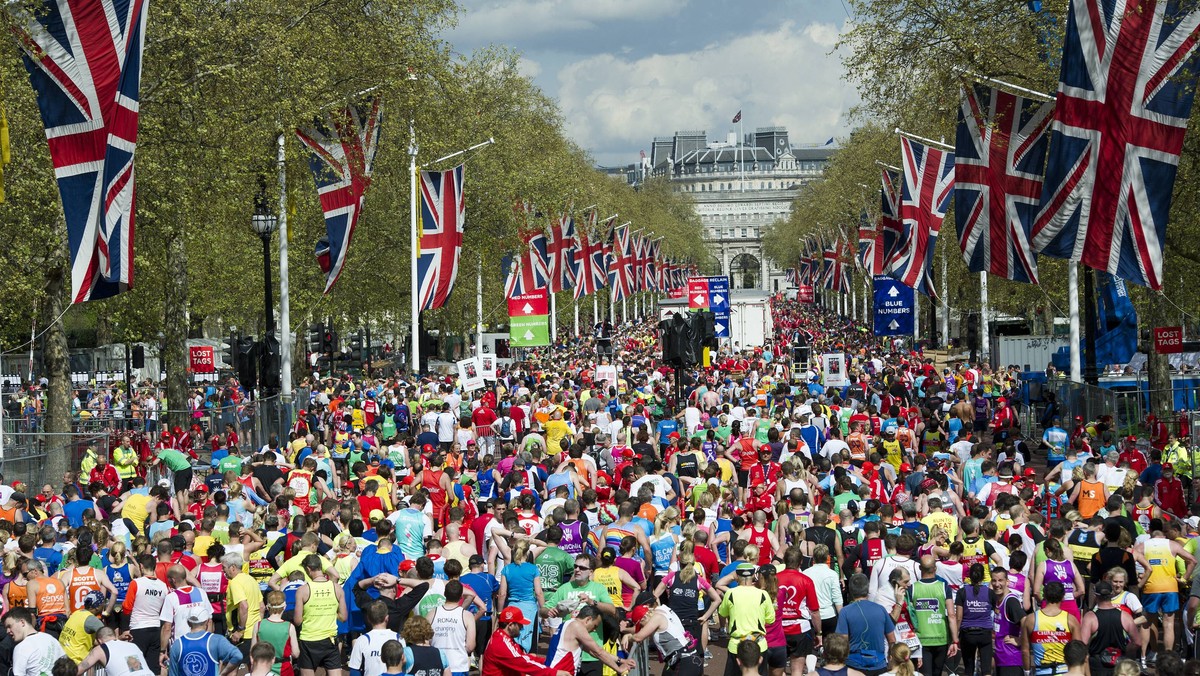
{"left": 556, "top": 20, "right": 856, "bottom": 164}
{"left": 452, "top": 0, "right": 691, "bottom": 44}
{"left": 517, "top": 56, "right": 542, "bottom": 79}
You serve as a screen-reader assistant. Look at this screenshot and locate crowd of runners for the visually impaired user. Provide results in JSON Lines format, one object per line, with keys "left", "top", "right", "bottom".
{"left": 0, "top": 297, "right": 1196, "bottom": 676}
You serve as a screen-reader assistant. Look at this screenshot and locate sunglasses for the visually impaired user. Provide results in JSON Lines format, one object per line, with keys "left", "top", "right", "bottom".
{"left": 574, "top": 565, "right": 591, "bottom": 571}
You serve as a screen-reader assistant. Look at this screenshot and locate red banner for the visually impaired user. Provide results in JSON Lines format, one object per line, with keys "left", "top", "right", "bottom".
{"left": 1155, "top": 326, "right": 1184, "bottom": 354}
{"left": 508, "top": 288, "right": 549, "bottom": 317}
{"left": 189, "top": 345, "right": 215, "bottom": 373}
{"left": 797, "top": 285, "right": 814, "bottom": 303}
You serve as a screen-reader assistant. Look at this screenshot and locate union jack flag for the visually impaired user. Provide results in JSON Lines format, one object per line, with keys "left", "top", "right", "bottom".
{"left": 644, "top": 238, "right": 661, "bottom": 291}
{"left": 879, "top": 168, "right": 904, "bottom": 265}
{"left": 573, "top": 211, "right": 607, "bottom": 299}
{"left": 822, "top": 237, "right": 851, "bottom": 292}
{"left": 14, "top": 0, "right": 148, "bottom": 303}
{"left": 954, "top": 84, "right": 1049, "bottom": 285}
{"left": 1031, "top": 0, "right": 1200, "bottom": 290}
{"left": 857, "top": 210, "right": 883, "bottom": 276}
{"left": 295, "top": 98, "right": 383, "bottom": 294}
{"left": 786, "top": 267, "right": 800, "bottom": 287}
{"left": 607, "top": 224, "right": 635, "bottom": 301}
{"left": 546, "top": 211, "right": 576, "bottom": 293}
{"left": 503, "top": 201, "right": 548, "bottom": 299}
{"left": 888, "top": 137, "right": 954, "bottom": 297}
{"left": 417, "top": 164, "right": 465, "bottom": 310}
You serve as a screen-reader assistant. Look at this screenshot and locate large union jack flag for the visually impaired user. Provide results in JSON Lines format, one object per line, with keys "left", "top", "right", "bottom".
{"left": 1031, "top": 0, "right": 1200, "bottom": 290}
{"left": 954, "top": 84, "right": 1051, "bottom": 285}
{"left": 417, "top": 164, "right": 465, "bottom": 310}
{"left": 786, "top": 267, "right": 800, "bottom": 287}
{"left": 296, "top": 98, "right": 383, "bottom": 294}
{"left": 857, "top": 210, "right": 883, "bottom": 276}
{"left": 546, "top": 211, "right": 576, "bottom": 293}
{"left": 888, "top": 137, "right": 954, "bottom": 297}
{"left": 503, "top": 201, "right": 548, "bottom": 299}
{"left": 573, "top": 211, "right": 607, "bottom": 299}
{"left": 643, "top": 238, "right": 661, "bottom": 292}
{"left": 822, "top": 237, "right": 851, "bottom": 292}
{"left": 14, "top": 0, "right": 148, "bottom": 303}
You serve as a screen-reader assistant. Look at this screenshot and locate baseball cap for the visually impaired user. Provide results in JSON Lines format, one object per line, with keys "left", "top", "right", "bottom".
{"left": 899, "top": 463, "right": 912, "bottom": 473}
{"left": 186, "top": 605, "right": 213, "bottom": 624}
{"left": 1092, "top": 580, "right": 1114, "bottom": 599}
{"left": 1187, "top": 516, "right": 1200, "bottom": 531}
{"left": 883, "top": 423, "right": 898, "bottom": 434}
{"left": 399, "top": 560, "right": 415, "bottom": 573}
{"left": 497, "top": 606, "right": 531, "bottom": 625}
{"left": 735, "top": 562, "right": 756, "bottom": 577}
{"left": 468, "top": 554, "right": 485, "bottom": 567}
{"left": 82, "top": 590, "right": 106, "bottom": 610}
{"left": 627, "top": 605, "right": 651, "bottom": 627}
{"left": 368, "top": 509, "right": 385, "bottom": 522}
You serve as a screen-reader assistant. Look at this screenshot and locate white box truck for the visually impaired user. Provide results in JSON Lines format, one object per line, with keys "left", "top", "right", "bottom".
{"left": 728, "top": 293, "right": 773, "bottom": 350}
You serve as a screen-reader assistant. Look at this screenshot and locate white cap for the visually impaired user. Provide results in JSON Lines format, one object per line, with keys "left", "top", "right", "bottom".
{"left": 1186, "top": 516, "right": 1200, "bottom": 530}
{"left": 186, "top": 604, "right": 212, "bottom": 625}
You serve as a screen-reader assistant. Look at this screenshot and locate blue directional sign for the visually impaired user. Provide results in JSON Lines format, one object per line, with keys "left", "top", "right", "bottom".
{"left": 708, "top": 276, "right": 731, "bottom": 338}
{"left": 873, "top": 275, "right": 915, "bottom": 336}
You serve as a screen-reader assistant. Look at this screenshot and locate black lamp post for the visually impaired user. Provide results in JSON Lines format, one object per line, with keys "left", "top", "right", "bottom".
{"left": 250, "top": 202, "right": 278, "bottom": 395}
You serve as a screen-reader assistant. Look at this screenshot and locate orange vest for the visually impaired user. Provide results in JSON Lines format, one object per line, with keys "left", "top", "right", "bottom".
{"left": 62, "top": 566, "right": 100, "bottom": 613}
{"left": 1077, "top": 480, "right": 1105, "bottom": 519}
{"left": 34, "top": 577, "right": 67, "bottom": 617}
{"left": 6, "top": 580, "right": 28, "bottom": 608}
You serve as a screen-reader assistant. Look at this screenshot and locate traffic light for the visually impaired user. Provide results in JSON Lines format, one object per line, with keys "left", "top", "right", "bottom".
{"left": 236, "top": 336, "right": 258, "bottom": 389}
{"left": 222, "top": 332, "right": 240, "bottom": 370}
{"left": 260, "top": 336, "right": 281, "bottom": 392}
{"left": 323, "top": 329, "right": 338, "bottom": 354}
{"left": 349, "top": 331, "right": 364, "bottom": 359}
{"left": 308, "top": 323, "right": 325, "bottom": 354}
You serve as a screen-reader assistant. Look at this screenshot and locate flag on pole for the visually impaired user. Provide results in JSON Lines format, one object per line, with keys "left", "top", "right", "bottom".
{"left": 954, "top": 83, "right": 1050, "bottom": 284}
{"left": 879, "top": 168, "right": 904, "bottom": 266}
{"left": 503, "top": 202, "right": 549, "bottom": 299}
{"left": 14, "top": 0, "right": 148, "bottom": 303}
{"left": 857, "top": 211, "right": 883, "bottom": 276}
{"left": 546, "top": 211, "right": 576, "bottom": 293}
{"left": 416, "top": 164, "right": 465, "bottom": 310}
{"left": 888, "top": 137, "right": 954, "bottom": 297}
{"left": 732, "top": 110, "right": 742, "bottom": 123}
{"left": 573, "top": 210, "right": 606, "bottom": 299}
{"left": 295, "top": 97, "right": 383, "bottom": 294}
{"left": 1031, "top": 0, "right": 1200, "bottom": 289}
{"left": 822, "top": 237, "right": 851, "bottom": 293}
{"left": 607, "top": 224, "right": 635, "bottom": 301}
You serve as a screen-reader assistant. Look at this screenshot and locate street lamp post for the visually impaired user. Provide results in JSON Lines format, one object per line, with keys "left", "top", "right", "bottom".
{"left": 251, "top": 204, "right": 278, "bottom": 396}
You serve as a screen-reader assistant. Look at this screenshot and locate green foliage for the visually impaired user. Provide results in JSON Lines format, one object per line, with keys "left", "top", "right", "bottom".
{"left": 0, "top": 0, "right": 703, "bottom": 351}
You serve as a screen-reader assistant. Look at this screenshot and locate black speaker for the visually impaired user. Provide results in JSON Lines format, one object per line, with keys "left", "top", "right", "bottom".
{"left": 131, "top": 345, "right": 145, "bottom": 369}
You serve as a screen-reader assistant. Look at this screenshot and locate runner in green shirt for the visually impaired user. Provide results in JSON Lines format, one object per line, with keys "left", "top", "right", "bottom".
{"left": 541, "top": 555, "right": 616, "bottom": 668}
{"left": 534, "top": 534, "right": 574, "bottom": 595}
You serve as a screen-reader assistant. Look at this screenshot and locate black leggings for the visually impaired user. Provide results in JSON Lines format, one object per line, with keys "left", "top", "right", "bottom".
{"left": 961, "top": 627, "right": 994, "bottom": 676}
{"left": 920, "top": 643, "right": 949, "bottom": 676}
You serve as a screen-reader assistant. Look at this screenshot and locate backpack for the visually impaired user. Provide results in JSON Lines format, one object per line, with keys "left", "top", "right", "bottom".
{"left": 499, "top": 417, "right": 512, "bottom": 438}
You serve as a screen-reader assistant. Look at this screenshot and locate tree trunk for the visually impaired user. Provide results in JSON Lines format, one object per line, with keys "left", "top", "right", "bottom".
{"left": 164, "top": 226, "right": 189, "bottom": 429}
{"left": 1144, "top": 290, "right": 1174, "bottom": 421}
{"left": 42, "top": 233, "right": 72, "bottom": 486}
{"left": 95, "top": 313, "right": 112, "bottom": 347}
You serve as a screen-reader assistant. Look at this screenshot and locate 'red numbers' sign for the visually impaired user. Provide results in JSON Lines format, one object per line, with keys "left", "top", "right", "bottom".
{"left": 189, "top": 345, "right": 216, "bottom": 373}
{"left": 797, "top": 285, "right": 814, "bottom": 303}
{"left": 1155, "top": 326, "right": 1184, "bottom": 354}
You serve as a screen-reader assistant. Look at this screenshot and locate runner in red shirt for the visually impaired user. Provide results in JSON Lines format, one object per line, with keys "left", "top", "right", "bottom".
{"left": 775, "top": 547, "right": 822, "bottom": 665}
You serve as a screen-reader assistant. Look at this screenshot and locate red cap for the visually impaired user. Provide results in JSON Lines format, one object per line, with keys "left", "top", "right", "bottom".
{"left": 497, "top": 606, "right": 531, "bottom": 625}
{"left": 422, "top": 444, "right": 435, "bottom": 453}
{"left": 668, "top": 431, "right": 681, "bottom": 440}
{"left": 1126, "top": 435, "right": 1138, "bottom": 443}
{"left": 343, "top": 481, "right": 356, "bottom": 490}
{"left": 195, "top": 485, "right": 209, "bottom": 492}
{"left": 899, "top": 463, "right": 912, "bottom": 473}
{"left": 862, "top": 461, "right": 875, "bottom": 474}
{"left": 1024, "top": 467, "right": 1036, "bottom": 478}
{"left": 399, "top": 560, "right": 415, "bottom": 573}
{"left": 1164, "top": 463, "right": 1175, "bottom": 472}
{"left": 10, "top": 481, "right": 20, "bottom": 488}
{"left": 621, "top": 448, "right": 634, "bottom": 460}
{"left": 627, "top": 605, "right": 651, "bottom": 627}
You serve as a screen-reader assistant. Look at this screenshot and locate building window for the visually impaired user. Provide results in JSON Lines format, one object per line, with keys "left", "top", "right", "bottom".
{"left": 741, "top": 228, "right": 747, "bottom": 238}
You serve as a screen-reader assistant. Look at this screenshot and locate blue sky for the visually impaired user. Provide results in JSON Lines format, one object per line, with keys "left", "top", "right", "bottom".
{"left": 445, "top": 0, "right": 858, "bottom": 166}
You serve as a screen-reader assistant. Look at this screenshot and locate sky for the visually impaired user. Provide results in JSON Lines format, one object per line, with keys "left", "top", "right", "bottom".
{"left": 445, "top": 0, "right": 859, "bottom": 167}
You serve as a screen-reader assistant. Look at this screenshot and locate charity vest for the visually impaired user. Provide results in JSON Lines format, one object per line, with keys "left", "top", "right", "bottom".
{"left": 288, "top": 471, "right": 314, "bottom": 509}
{"left": 63, "top": 566, "right": 101, "bottom": 613}
{"left": 298, "top": 579, "right": 338, "bottom": 641}
{"left": 35, "top": 577, "right": 67, "bottom": 617}
{"left": 593, "top": 566, "right": 624, "bottom": 609}
{"left": 59, "top": 609, "right": 96, "bottom": 662}
{"left": 909, "top": 579, "right": 949, "bottom": 646}
{"left": 960, "top": 537, "right": 992, "bottom": 582}
{"left": 881, "top": 439, "right": 903, "bottom": 470}
{"left": 1077, "top": 480, "right": 1105, "bottom": 519}
{"left": 1030, "top": 610, "right": 1071, "bottom": 670}
{"left": 1143, "top": 537, "right": 1179, "bottom": 594}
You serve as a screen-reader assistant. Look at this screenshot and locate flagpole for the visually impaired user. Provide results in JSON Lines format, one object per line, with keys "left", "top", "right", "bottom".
{"left": 574, "top": 297, "right": 579, "bottom": 337}
{"left": 894, "top": 128, "right": 955, "bottom": 152}
{"left": 622, "top": 298, "right": 628, "bottom": 323}
{"left": 914, "top": 293, "right": 921, "bottom": 343}
{"left": 476, "top": 257, "right": 484, "bottom": 357}
{"left": 980, "top": 271, "right": 990, "bottom": 366}
{"left": 941, "top": 257, "right": 949, "bottom": 348}
{"left": 1069, "top": 263, "right": 1082, "bottom": 382}
{"left": 409, "top": 119, "right": 420, "bottom": 374}
{"left": 550, "top": 293, "right": 557, "bottom": 344}
{"left": 276, "top": 132, "right": 292, "bottom": 400}
{"left": 739, "top": 117, "right": 745, "bottom": 192}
